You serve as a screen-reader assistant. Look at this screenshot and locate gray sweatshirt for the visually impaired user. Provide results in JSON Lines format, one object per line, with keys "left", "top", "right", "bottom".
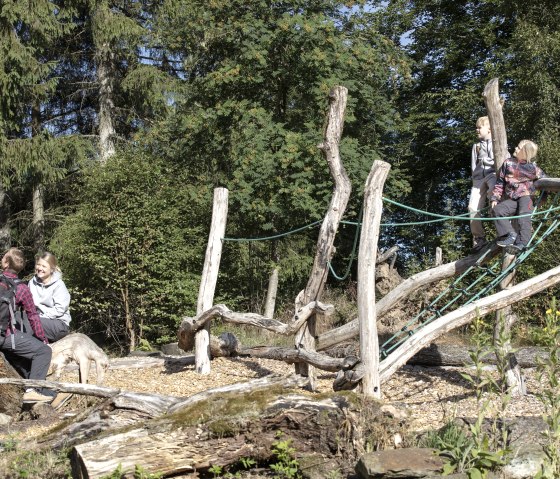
{"left": 471, "top": 138, "right": 496, "bottom": 182}
{"left": 29, "top": 271, "right": 72, "bottom": 325}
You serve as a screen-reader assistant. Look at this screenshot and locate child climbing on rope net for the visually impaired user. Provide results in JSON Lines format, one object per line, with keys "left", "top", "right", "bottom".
{"left": 490, "top": 139, "right": 546, "bottom": 253}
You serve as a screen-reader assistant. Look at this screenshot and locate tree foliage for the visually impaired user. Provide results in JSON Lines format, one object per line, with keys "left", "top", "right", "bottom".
{"left": 50, "top": 150, "right": 207, "bottom": 350}
{"left": 2, "top": 0, "right": 560, "bottom": 345}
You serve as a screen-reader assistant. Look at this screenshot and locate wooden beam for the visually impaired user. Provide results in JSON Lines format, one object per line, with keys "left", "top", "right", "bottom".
{"left": 193, "top": 187, "right": 229, "bottom": 374}
{"left": 358, "top": 160, "right": 390, "bottom": 398}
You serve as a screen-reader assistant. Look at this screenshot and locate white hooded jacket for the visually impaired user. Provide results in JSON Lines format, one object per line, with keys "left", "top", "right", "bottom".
{"left": 29, "top": 271, "right": 71, "bottom": 325}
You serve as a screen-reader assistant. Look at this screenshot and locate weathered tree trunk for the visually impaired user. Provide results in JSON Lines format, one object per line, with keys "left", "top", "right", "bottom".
{"left": 495, "top": 254, "right": 525, "bottom": 396}
{"left": 69, "top": 389, "right": 369, "bottom": 479}
{"left": 0, "top": 182, "right": 11, "bottom": 251}
{"left": 358, "top": 160, "right": 390, "bottom": 398}
{"left": 483, "top": 77, "right": 525, "bottom": 395}
{"left": 483, "top": 78, "right": 509, "bottom": 171}
{"left": 435, "top": 247, "right": 443, "bottom": 266}
{"left": 193, "top": 187, "right": 228, "bottom": 374}
{"left": 294, "top": 86, "right": 351, "bottom": 387}
{"left": 264, "top": 267, "right": 279, "bottom": 319}
{"left": 97, "top": 45, "right": 116, "bottom": 162}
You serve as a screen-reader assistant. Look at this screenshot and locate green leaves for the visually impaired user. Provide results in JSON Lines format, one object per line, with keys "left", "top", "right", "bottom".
{"left": 51, "top": 148, "right": 207, "bottom": 350}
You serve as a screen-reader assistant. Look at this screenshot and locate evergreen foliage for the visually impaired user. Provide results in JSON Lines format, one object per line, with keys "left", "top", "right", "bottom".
{"left": 146, "top": 0, "right": 411, "bottom": 306}
{"left": 1, "top": 0, "right": 559, "bottom": 347}
{"left": 50, "top": 149, "right": 206, "bottom": 350}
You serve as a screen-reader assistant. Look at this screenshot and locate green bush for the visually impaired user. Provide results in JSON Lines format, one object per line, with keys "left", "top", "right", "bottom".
{"left": 51, "top": 149, "right": 207, "bottom": 351}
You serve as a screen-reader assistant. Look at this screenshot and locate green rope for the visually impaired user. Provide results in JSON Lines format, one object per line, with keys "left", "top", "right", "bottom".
{"left": 383, "top": 197, "right": 560, "bottom": 222}
{"left": 327, "top": 204, "right": 363, "bottom": 281}
{"left": 222, "top": 219, "right": 323, "bottom": 242}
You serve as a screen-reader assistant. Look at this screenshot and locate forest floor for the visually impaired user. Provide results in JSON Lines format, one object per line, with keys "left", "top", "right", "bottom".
{"left": 61, "top": 345, "right": 545, "bottom": 433}
{"left": 1, "top": 340, "right": 547, "bottom": 447}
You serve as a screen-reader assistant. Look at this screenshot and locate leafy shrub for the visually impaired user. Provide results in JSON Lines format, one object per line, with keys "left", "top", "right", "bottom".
{"left": 51, "top": 149, "right": 208, "bottom": 351}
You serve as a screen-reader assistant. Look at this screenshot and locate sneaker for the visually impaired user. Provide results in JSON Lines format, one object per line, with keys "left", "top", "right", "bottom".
{"left": 22, "top": 389, "right": 54, "bottom": 403}
{"left": 496, "top": 232, "right": 517, "bottom": 247}
{"left": 50, "top": 392, "right": 72, "bottom": 409}
{"left": 506, "top": 243, "right": 525, "bottom": 255}
{"left": 471, "top": 238, "right": 489, "bottom": 253}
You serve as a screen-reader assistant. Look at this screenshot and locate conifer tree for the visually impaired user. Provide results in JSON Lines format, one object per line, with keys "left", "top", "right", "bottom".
{"left": 149, "top": 0, "right": 411, "bottom": 304}
{"left": 0, "top": 0, "right": 76, "bottom": 250}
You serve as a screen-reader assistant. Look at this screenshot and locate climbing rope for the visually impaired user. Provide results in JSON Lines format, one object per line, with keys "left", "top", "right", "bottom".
{"left": 379, "top": 191, "right": 560, "bottom": 359}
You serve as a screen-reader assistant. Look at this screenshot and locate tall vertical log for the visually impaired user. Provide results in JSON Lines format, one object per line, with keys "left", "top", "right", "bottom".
{"left": 264, "top": 267, "right": 279, "bottom": 319}
{"left": 483, "top": 78, "right": 524, "bottom": 395}
{"left": 294, "top": 86, "right": 351, "bottom": 386}
{"left": 194, "top": 188, "right": 229, "bottom": 374}
{"left": 0, "top": 183, "right": 9, "bottom": 251}
{"left": 359, "top": 160, "right": 390, "bottom": 398}
{"left": 482, "top": 78, "right": 509, "bottom": 171}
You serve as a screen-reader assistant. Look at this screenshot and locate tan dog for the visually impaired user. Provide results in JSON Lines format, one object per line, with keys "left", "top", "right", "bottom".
{"left": 49, "top": 333, "right": 109, "bottom": 384}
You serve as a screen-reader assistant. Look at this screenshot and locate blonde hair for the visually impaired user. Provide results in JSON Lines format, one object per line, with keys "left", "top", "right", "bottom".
{"left": 3, "top": 248, "right": 26, "bottom": 273}
{"left": 476, "top": 116, "right": 490, "bottom": 128}
{"left": 36, "top": 252, "right": 61, "bottom": 273}
{"left": 517, "top": 140, "right": 538, "bottom": 162}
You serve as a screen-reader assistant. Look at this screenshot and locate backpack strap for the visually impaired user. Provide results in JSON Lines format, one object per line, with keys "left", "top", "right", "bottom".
{"left": 0, "top": 274, "right": 19, "bottom": 348}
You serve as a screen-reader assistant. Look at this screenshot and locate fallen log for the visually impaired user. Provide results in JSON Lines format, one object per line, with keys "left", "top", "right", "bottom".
{"left": 334, "top": 264, "right": 560, "bottom": 390}
{"left": 70, "top": 390, "right": 401, "bottom": 479}
{"left": 238, "top": 346, "right": 356, "bottom": 373}
{"left": 0, "top": 377, "right": 179, "bottom": 416}
{"left": 409, "top": 343, "right": 548, "bottom": 368}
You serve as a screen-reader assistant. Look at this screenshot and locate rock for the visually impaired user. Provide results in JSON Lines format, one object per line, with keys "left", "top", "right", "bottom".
{"left": 502, "top": 443, "right": 548, "bottom": 479}
{"left": 507, "top": 416, "right": 548, "bottom": 449}
{"left": 0, "top": 413, "right": 12, "bottom": 425}
{"left": 355, "top": 447, "right": 445, "bottom": 478}
{"left": 160, "top": 342, "right": 189, "bottom": 356}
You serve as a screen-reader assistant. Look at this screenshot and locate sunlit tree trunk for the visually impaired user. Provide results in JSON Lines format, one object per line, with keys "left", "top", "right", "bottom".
{"left": 97, "top": 45, "right": 116, "bottom": 163}
{"left": 31, "top": 103, "right": 45, "bottom": 251}
{"left": 0, "top": 183, "right": 10, "bottom": 250}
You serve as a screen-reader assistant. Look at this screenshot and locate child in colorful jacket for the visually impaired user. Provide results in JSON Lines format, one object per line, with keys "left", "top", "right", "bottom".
{"left": 490, "top": 140, "right": 546, "bottom": 251}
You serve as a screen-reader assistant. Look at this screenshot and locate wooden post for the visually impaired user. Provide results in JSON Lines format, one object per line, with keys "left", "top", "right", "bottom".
{"left": 264, "top": 267, "right": 279, "bottom": 319}
{"left": 435, "top": 247, "right": 443, "bottom": 266}
{"left": 358, "top": 160, "right": 390, "bottom": 398}
{"left": 195, "top": 187, "right": 229, "bottom": 374}
{"left": 483, "top": 78, "right": 525, "bottom": 395}
{"left": 294, "top": 86, "right": 351, "bottom": 387}
{"left": 482, "top": 78, "right": 509, "bottom": 171}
